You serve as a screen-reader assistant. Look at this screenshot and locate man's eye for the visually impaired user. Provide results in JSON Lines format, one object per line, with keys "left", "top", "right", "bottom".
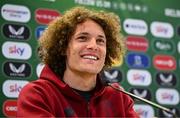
{"left": 77, "top": 36, "right": 87, "bottom": 41}
{"left": 97, "top": 39, "right": 106, "bottom": 45}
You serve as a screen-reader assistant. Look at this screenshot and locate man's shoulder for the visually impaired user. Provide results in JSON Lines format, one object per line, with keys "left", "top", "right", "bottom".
{"left": 19, "top": 79, "right": 46, "bottom": 94}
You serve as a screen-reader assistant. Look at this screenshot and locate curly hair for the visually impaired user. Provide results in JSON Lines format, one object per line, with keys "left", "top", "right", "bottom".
{"left": 38, "top": 6, "right": 126, "bottom": 77}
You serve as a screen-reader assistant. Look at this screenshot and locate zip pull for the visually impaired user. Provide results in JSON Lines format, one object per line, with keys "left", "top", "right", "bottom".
{"left": 87, "top": 102, "right": 91, "bottom": 117}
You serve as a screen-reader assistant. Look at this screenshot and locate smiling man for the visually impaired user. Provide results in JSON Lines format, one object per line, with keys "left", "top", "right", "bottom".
{"left": 17, "top": 7, "right": 139, "bottom": 117}
{"left": 64, "top": 19, "right": 106, "bottom": 92}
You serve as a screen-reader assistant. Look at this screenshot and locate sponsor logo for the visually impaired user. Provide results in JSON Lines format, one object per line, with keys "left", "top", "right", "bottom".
{"left": 1, "top": 4, "right": 31, "bottom": 23}
{"left": 177, "top": 41, "right": 180, "bottom": 54}
{"left": 156, "top": 88, "right": 180, "bottom": 105}
{"left": 159, "top": 108, "right": 180, "bottom": 117}
{"left": 2, "top": 41, "right": 32, "bottom": 60}
{"left": 2, "top": 23, "right": 30, "bottom": 40}
{"left": 3, "top": 61, "right": 31, "bottom": 78}
{"left": 165, "top": 8, "right": 180, "bottom": 18}
{"left": 3, "top": 100, "right": 17, "bottom": 117}
{"left": 126, "top": 36, "right": 148, "bottom": 52}
{"left": 126, "top": 52, "right": 150, "bottom": 69}
{"left": 153, "top": 55, "right": 176, "bottom": 71}
{"left": 130, "top": 88, "right": 151, "bottom": 100}
{"left": 134, "top": 104, "right": 154, "bottom": 118}
{"left": 101, "top": 69, "right": 122, "bottom": 83}
{"left": 127, "top": 69, "right": 152, "bottom": 86}
{"left": 123, "top": 18, "right": 148, "bottom": 36}
{"left": 177, "top": 25, "right": 180, "bottom": 36}
{"left": 150, "top": 21, "right": 174, "bottom": 38}
{"left": 153, "top": 40, "right": 174, "bottom": 53}
{"left": 36, "top": 63, "right": 45, "bottom": 77}
{"left": 35, "top": 26, "right": 46, "bottom": 39}
{"left": 156, "top": 72, "right": 176, "bottom": 87}
{"left": 35, "top": 8, "right": 60, "bottom": 25}
{"left": 2, "top": 80, "right": 29, "bottom": 98}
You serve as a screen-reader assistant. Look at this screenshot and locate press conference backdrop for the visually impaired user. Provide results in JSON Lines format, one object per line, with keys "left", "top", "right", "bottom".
{"left": 0, "top": 0, "right": 180, "bottom": 117}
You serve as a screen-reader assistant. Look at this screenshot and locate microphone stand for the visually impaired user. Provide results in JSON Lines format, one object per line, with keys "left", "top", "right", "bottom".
{"left": 108, "top": 83, "right": 177, "bottom": 118}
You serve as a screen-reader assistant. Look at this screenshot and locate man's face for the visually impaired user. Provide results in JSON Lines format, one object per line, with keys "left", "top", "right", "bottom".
{"left": 66, "top": 19, "right": 106, "bottom": 75}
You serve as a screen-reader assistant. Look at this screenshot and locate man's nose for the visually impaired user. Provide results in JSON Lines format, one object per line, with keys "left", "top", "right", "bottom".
{"left": 86, "top": 38, "right": 98, "bottom": 50}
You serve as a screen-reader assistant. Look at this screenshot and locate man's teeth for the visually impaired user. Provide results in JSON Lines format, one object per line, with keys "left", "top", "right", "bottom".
{"left": 83, "top": 55, "right": 98, "bottom": 60}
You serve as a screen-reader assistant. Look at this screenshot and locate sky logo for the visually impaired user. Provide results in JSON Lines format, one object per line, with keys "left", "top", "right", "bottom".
{"left": 156, "top": 88, "right": 179, "bottom": 105}
{"left": 2, "top": 41, "right": 32, "bottom": 60}
{"left": 2, "top": 80, "right": 29, "bottom": 98}
{"left": 150, "top": 21, "right": 174, "bottom": 38}
{"left": 133, "top": 74, "right": 146, "bottom": 81}
{"left": 9, "top": 45, "right": 25, "bottom": 56}
{"left": 161, "top": 93, "right": 174, "bottom": 101}
{"left": 134, "top": 104, "right": 154, "bottom": 118}
{"left": 127, "top": 69, "right": 152, "bottom": 86}
{"left": 126, "top": 52, "right": 150, "bottom": 69}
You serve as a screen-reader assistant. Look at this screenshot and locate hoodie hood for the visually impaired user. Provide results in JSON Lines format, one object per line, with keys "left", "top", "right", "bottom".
{"left": 39, "top": 65, "right": 106, "bottom": 100}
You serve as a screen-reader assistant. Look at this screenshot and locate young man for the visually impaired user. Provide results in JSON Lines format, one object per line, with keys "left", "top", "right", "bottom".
{"left": 17, "top": 7, "right": 139, "bottom": 117}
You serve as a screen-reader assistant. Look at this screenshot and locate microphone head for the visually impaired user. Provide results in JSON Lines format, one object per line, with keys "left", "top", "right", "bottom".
{"left": 100, "top": 68, "right": 122, "bottom": 86}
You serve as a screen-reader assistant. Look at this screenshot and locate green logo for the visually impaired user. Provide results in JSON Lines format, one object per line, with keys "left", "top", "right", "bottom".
{"left": 153, "top": 40, "right": 174, "bottom": 53}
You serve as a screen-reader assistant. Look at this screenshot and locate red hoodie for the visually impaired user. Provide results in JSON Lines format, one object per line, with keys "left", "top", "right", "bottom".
{"left": 17, "top": 65, "right": 139, "bottom": 117}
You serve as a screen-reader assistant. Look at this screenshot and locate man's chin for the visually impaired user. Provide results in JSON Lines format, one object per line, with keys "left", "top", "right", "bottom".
{"left": 80, "top": 68, "right": 101, "bottom": 75}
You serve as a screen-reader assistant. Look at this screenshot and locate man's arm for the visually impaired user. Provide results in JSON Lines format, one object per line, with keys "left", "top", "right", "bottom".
{"left": 17, "top": 83, "right": 55, "bottom": 117}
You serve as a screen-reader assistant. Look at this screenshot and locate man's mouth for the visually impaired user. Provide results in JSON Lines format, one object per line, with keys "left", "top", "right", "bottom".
{"left": 81, "top": 55, "right": 99, "bottom": 60}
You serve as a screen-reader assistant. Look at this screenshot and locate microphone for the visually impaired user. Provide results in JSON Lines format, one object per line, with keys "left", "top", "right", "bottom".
{"left": 101, "top": 70, "right": 177, "bottom": 117}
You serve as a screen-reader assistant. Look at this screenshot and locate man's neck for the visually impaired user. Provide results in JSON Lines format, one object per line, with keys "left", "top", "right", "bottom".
{"left": 63, "top": 69, "right": 97, "bottom": 91}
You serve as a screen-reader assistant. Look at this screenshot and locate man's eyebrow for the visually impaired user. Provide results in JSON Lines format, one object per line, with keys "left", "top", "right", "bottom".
{"left": 77, "top": 32, "right": 106, "bottom": 38}
{"left": 77, "top": 32, "right": 89, "bottom": 36}
{"left": 97, "top": 35, "right": 105, "bottom": 38}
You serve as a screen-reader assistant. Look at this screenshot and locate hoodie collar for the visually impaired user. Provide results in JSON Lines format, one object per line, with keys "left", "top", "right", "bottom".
{"left": 39, "top": 65, "right": 106, "bottom": 100}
